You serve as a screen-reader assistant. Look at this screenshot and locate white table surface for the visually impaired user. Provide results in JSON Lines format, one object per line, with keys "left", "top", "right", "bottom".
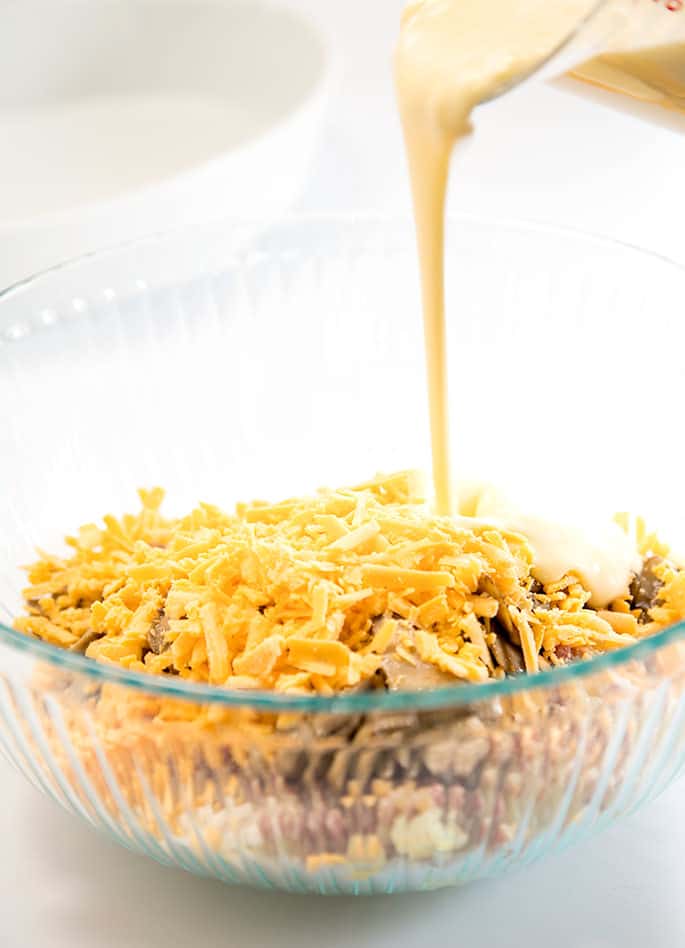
{"left": 3, "top": 1, "right": 685, "bottom": 945}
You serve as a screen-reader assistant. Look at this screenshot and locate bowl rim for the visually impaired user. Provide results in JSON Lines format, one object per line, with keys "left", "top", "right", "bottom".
{"left": 1, "top": 620, "right": 685, "bottom": 712}
{"left": 2, "top": 211, "right": 685, "bottom": 712}
{"left": 2, "top": 210, "right": 684, "bottom": 303}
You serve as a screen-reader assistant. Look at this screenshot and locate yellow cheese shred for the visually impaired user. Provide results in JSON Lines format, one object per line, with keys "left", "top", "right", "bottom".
{"left": 13, "top": 471, "right": 684, "bottom": 693}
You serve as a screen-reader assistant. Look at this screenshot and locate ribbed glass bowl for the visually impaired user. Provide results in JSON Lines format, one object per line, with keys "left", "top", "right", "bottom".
{"left": 1, "top": 215, "right": 685, "bottom": 895}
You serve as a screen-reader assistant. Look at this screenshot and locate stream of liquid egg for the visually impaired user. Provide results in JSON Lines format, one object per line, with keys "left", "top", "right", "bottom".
{"left": 393, "top": 0, "right": 685, "bottom": 603}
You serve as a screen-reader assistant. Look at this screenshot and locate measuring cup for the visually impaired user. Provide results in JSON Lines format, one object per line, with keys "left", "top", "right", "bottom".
{"left": 530, "top": 0, "right": 685, "bottom": 117}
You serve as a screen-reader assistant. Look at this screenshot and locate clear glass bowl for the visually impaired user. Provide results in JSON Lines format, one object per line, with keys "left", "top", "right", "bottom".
{"left": 1, "top": 215, "right": 685, "bottom": 895}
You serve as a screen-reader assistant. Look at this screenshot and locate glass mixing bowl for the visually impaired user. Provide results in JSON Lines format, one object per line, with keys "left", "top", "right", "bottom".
{"left": 1, "top": 215, "right": 685, "bottom": 894}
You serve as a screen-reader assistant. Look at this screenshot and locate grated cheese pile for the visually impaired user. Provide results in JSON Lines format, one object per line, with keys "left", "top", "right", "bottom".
{"left": 14, "top": 472, "right": 685, "bottom": 693}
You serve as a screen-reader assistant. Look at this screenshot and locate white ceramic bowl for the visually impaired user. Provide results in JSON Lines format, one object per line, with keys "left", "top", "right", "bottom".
{"left": 0, "top": 0, "right": 332, "bottom": 289}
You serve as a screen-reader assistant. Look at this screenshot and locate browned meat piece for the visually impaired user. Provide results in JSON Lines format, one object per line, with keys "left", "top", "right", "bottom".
{"left": 629, "top": 556, "right": 664, "bottom": 623}
{"left": 489, "top": 629, "right": 525, "bottom": 675}
{"left": 148, "top": 610, "right": 170, "bottom": 654}
{"left": 529, "top": 579, "right": 553, "bottom": 612}
{"left": 373, "top": 617, "right": 460, "bottom": 691}
{"left": 68, "top": 628, "right": 104, "bottom": 653}
{"left": 554, "top": 644, "right": 584, "bottom": 663}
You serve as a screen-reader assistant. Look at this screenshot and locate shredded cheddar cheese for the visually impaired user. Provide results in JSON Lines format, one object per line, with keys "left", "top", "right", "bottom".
{"left": 14, "top": 472, "right": 685, "bottom": 692}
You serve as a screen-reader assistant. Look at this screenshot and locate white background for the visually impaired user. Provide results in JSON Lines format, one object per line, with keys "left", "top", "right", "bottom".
{"left": 2, "top": 1, "right": 685, "bottom": 945}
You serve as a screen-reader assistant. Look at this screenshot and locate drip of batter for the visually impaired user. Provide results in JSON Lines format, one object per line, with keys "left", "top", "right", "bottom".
{"left": 395, "top": 0, "right": 599, "bottom": 516}
{"left": 393, "top": 0, "right": 667, "bottom": 605}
